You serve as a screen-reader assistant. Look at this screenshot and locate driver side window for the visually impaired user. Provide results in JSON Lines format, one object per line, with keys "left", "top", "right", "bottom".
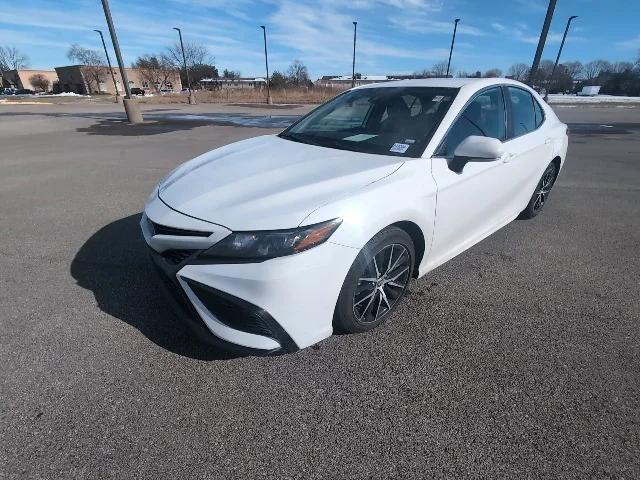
{"left": 438, "top": 87, "right": 506, "bottom": 157}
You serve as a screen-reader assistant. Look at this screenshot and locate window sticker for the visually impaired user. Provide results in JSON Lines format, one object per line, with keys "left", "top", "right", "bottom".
{"left": 432, "top": 95, "right": 444, "bottom": 102}
{"left": 342, "top": 133, "right": 378, "bottom": 142}
{"left": 390, "top": 143, "right": 410, "bottom": 153}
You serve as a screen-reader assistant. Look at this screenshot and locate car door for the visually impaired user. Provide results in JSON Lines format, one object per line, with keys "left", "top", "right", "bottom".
{"left": 500, "top": 86, "right": 554, "bottom": 213}
{"left": 428, "top": 86, "right": 514, "bottom": 269}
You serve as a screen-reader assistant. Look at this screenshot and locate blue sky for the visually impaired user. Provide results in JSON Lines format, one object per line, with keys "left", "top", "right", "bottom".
{"left": 2, "top": 0, "right": 639, "bottom": 78}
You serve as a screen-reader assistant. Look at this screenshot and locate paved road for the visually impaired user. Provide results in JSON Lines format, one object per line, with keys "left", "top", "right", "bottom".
{"left": 1, "top": 104, "right": 638, "bottom": 479}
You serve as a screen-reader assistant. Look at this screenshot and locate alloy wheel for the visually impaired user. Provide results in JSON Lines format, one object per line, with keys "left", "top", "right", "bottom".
{"left": 533, "top": 166, "right": 556, "bottom": 213}
{"left": 352, "top": 244, "right": 411, "bottom": 323}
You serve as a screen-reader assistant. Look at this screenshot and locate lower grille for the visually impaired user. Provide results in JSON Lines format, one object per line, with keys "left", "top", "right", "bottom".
{"left": 187, "top": 280, "right": 275, "bottom": 338}
{"left": 161, "top": 249, "right": 198, "bottom": 265}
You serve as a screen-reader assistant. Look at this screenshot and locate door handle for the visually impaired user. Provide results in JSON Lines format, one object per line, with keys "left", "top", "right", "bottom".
{"left": 545, "top": 138, "right": 553, "bottom": 144}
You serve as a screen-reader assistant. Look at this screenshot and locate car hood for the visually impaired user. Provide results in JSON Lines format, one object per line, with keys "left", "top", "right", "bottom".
{"left": 158, "top": 135, "right": 404, "bottom": 231}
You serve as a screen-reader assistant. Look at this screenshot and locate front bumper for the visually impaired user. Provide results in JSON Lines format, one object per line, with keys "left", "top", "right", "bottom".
{"left": 141, "top": 198, "right": 359, "bottom": 354}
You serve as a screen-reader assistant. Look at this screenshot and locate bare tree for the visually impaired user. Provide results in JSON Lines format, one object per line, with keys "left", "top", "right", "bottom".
{"left": 611, "top": 61, "right": 634, "bottom": 73}
{"left": 430, "top": 61, "right": 449, "bottom": 77}
{"left": 483, "top": 68, "right": 503, "bottom": 78}
{"left": 583, "top": 59, "right": 612, "bottom": 81}
{"left": 0, "top": 46, "right": 30, "bottom": 70}
{"left": 166, "top": 41, "right": 211, "bottom": 69}
{"left": 67, "top": 44, "right": 107, "bottom": 93}
{"left": 222, "top": 69, "right": 241, "bottom": 79}
{"left": 29, "top": 73, "right": 50, "bottom": 92}
{"left": 133, "top": 54, "right": 179, "bottom": 92}
{"left": 507, "top": 63, "right": 529, "bottom": 82}
{"left": 286, "top": 60, "right": 310, "bottom": 87}
{"left": 562, "top": 61, "right": 583, "bottom": 81}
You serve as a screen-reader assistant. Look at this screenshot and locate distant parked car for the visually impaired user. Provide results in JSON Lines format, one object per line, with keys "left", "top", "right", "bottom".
{"left": 130, "top": 87, "right": 145, "bottom": 96}
{"left": 0, "top": 87, "right": 16, "bottom": 95}
{"left": 15, "top": 89, "right": 35, "bottom": 95}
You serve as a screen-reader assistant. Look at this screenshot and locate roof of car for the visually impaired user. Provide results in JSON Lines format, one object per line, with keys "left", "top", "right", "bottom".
{"left": 355, "top": 77, "right": 525, "bottom": 90}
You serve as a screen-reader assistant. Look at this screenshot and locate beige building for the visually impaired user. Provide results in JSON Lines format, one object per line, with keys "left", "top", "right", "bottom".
{"left": 1, "top": 69, "right": 59, "bottom": 91}
{"left": 54, "top": 65, "right": 182, "bottom": 95}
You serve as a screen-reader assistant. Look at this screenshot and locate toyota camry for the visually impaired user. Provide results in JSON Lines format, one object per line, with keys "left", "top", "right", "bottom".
{"left": 141, "top": 78, "right": 568, "bottom": 355}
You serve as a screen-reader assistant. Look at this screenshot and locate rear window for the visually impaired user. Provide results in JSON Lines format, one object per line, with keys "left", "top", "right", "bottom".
{"left": 507, "top": 87, "right": 536, "bottom": 137}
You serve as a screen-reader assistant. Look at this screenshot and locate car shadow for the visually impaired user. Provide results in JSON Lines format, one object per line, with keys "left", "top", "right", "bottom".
{"left": 70, "top": 213, "right": 240, "bottom": 360}
{"left": 76, "top": 117, "right": 214, "bottom": 136}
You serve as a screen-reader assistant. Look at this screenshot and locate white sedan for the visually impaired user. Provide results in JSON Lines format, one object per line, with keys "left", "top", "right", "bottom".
{"left": 141, "top": 78, "right": 568, "bottom": 355}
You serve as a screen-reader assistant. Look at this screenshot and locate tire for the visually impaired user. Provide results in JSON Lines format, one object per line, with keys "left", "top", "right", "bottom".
{"left": 334, "top": 227, "right": 415, "bottom": 333}
{"left": 519, "top": 161, "right": 558, "bottom": 219}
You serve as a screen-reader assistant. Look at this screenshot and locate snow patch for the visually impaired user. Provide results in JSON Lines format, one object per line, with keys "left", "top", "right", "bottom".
{"left": 547, "top": 94, "right": 640, "bottom": 104}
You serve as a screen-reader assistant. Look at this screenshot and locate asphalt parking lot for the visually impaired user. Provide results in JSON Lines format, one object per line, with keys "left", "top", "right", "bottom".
{"left": 1, "top": 102, "right": 639, "bottom": 479}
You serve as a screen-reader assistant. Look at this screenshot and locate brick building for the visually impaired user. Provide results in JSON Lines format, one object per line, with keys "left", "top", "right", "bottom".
{"left": 54, "top": 65, "right": 182, "bottom": 95}
{"left": 1, "top": 69, "right": 59, "bottom": 91}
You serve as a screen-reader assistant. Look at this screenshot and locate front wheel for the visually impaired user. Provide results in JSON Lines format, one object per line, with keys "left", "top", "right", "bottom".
{"left": 333, "top": 227, "right": 414, "bottom": 333}
{"left": 519, "top": 161, "right": 558, "bottom": 219}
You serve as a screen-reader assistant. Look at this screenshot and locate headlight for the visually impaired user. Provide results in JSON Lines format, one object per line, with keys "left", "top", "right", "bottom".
{"left": 200, "top": 218, "right": 342, "bottom": 261}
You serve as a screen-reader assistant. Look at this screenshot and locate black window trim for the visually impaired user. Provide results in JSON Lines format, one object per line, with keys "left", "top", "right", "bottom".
{"left": 502, "top": 85, "right": 546, "bottom": 142}
{"left": 434, "top": 85, "right": 508, "bottom": 159}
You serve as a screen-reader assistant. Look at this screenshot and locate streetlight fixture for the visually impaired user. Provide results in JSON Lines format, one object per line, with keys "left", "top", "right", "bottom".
{"left": 173, "top": 27, "right": 196, "bottom": 105}
{"left": 544, "top": 15, "right": 578, "bottom": 101}
{"left": 93, "top": 29, "right": 121, "bottom": 103}
{"left": 351, "top": 21, "right": 358, "bottom": 88}
{"left": 260, "top": 25, "right": 272, "bottom": 105}
{"left": 99, "top": 0, "right": 142, "bottom": 123}
{"left": 446, "top": 18, "right": 460, "bottom": 78}
{"left": 528, "top": 0, "right": 558, "bottom": 87}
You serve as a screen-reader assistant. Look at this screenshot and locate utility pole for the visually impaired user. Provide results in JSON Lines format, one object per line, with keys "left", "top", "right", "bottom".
{"left": 527, "top": 0, "right": 557, "bottom": 87}
{"left": 173, "top": 27, "right": 196, "bottom": 104}
{"left": 352, "top": 21, "right": 358, "bottom": 88}
{"left": 446, "top": 18, "right": 460, "bottom": 78}
{"left": 93, "top": 29, "right": 121, "bottom": 103}
{"left": 545, "top": 15, "right": 578, "bottom": 101}
{"left": 173, "top": 27, "right": 197, "bottom": 105}
{"left": 260, "top": 25, "right": 272, "bottom": 104}
{"left": 99, "top": 0, "right": 142, "bottom": 123}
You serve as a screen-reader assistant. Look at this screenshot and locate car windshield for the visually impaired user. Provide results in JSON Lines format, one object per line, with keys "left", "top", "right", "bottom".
{"left": 280, "top": 86, "right": 458, "bottom": 158}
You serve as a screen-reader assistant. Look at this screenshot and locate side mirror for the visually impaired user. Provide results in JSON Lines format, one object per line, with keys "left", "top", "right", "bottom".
{"left": 450, "top": 136, "right": 504, "bottom": 173}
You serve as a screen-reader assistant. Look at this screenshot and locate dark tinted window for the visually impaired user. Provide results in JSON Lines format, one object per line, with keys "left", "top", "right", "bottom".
{"left": 438, "top": 87, "right": 506, "bottom": 157}
{"left": 533, "top": 97, "right": 545, "bottom": 128}
{"left": 508, "top": 87, "right": 536, "bottom": 137}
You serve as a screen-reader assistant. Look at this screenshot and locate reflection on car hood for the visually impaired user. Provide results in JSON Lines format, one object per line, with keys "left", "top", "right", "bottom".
{"left": 158, "top": 135, "right": 404, "bottom": 230}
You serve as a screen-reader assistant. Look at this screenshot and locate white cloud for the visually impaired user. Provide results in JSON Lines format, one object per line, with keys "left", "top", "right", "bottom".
{"left": 616, "top": 35, "right": 640, "bottom": 49}
{"left": 266, "top": 0, "right": 451, "bottom": 75}
{"left": 389, "top": 15, "right": 486, "bottom": 36}
{"left": 490, "top": 22, "right": 586, "bottom": 46}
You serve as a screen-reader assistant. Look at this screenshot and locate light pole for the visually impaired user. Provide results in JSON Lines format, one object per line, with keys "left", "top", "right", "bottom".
{"left": 93, "top": 29, "right": 121, "bottom": 103}
{"left": 528, "top": 0, "right": 557, "bottom": 87}
{"left": 99, "top": 0, "right": 142, "bottom": 123}
{"left": 260, "top": 25, "right": 272, "bottom": 104}
{"left": 544, "top": 15, "right": 578, "bottom": 101}
{"left": 351, "top": 21, "right": 358, "bottom": 88}
{"left": 173, "top": 27, "right": 196, "bottom": 105}
{"left": 446, "top": 18, "right": 460, "bottom": 78}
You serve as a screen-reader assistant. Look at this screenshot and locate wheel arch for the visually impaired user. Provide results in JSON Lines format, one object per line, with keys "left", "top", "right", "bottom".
{"left": 391, "top": 220, "right": 426, "bottom": 278}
